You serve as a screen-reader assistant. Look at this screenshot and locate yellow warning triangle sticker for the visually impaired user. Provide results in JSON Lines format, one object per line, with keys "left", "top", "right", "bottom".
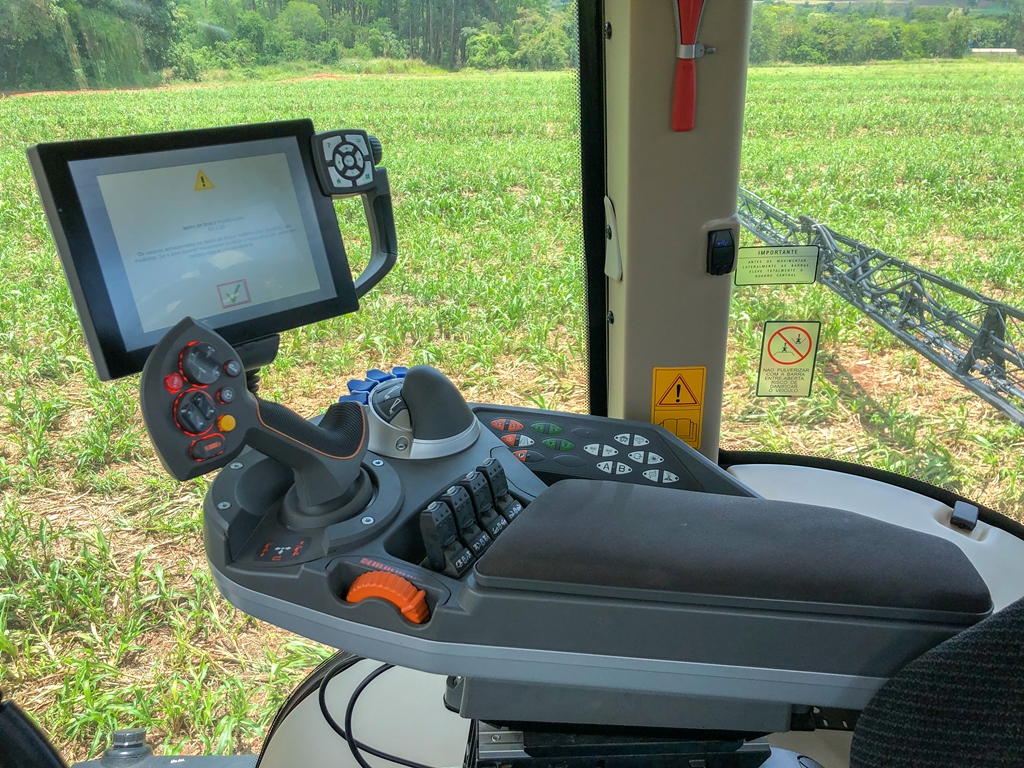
{"left": 194, "top": 169, "right": 215, "bottom": 191}
{"left": 656, "top": 374, "right": 700, "bottom": 407}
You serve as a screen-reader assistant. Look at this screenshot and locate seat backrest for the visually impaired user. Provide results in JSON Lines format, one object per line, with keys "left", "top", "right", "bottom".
{"left": 850, "top": 595, "right": 1024, "bottom": 768}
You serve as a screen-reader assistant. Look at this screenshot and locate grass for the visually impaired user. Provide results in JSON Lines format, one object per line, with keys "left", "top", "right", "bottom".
{"left": 0, "top": 59, "right": 1022, "bottom": 760}
{"left": 0, "top": 69, "right": 584, "bottom": 760}
{"left": 195, "top": 58, "right": 448, "bottom": 84}
{"left": 731, "top": 59, "right": 1024, "bottom": 506}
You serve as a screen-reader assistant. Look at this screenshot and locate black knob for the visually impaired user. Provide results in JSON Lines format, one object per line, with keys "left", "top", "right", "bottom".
{"left": 368, "top": 135, "right": 383, "bottom": 165}
{"left": 182, "top": 342, "right": 222, "bottom": 385}
{"left": 111, "top": 729, "right": 147, "bottom": 749}
{"left": 104, "top": 728, "right": 153, "bottom": 761}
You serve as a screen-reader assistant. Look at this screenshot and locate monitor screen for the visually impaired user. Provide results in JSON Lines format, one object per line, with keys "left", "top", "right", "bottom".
{"left": 29, "top": 120, "right": 358, "bottom": 380}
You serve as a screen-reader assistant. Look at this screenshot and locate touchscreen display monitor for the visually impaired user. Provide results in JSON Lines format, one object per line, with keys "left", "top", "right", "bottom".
{"left": 29, "top": 120, "right": 358, "bottom": 379}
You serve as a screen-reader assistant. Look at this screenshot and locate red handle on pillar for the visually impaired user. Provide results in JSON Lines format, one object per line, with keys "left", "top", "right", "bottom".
{"left": 672, "top": 58, "right": 697, "bottom": 132}
{"left": 672, "top": 0, "right": 705, "bottom": 133}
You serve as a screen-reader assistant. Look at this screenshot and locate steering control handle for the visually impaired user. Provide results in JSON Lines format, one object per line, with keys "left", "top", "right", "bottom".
{"left": 140, "top": 317, "right": 368, "bottom": 511}
{"left": 248, "top": 399, "right": 367, "bottom": 508}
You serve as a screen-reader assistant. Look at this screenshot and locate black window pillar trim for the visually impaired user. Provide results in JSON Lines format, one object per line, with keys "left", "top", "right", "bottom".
{"left": 578, "top": 0, "right": 608, "bottom": 417}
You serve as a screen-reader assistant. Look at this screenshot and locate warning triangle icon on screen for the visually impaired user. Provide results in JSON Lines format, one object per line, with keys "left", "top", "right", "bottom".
{"left": 194, "top": 169, "right": 215, "bottom": 191}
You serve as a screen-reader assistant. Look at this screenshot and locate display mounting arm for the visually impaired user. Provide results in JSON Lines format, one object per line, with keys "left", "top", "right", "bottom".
{"left": 311, "top": 129, "right": 398, "bottom": 299}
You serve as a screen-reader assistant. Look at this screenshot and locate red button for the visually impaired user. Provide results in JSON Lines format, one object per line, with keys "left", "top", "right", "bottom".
{"left": 513, "top": 449, "right": 528, "bottom": 462}
{"left": 164, "top": 372, "right": 184, "bottom": 393}
{"left": 190, "top": 434, "right": 226, "bottom": 461}
{"left": 501, "top": 434, "right": 517, "bottom": 446}
{"left": 491, "top": 418, "right": 525, "bottom": 432}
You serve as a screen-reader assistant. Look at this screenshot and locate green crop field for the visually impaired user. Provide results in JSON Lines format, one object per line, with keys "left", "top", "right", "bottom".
{"left": 1, "top": 59, "right": 1023, "bottom": 760}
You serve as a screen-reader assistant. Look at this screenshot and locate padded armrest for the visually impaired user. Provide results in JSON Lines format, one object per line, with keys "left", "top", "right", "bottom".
{"left": 475, "top": 480, "right": 991, "bottom": 619}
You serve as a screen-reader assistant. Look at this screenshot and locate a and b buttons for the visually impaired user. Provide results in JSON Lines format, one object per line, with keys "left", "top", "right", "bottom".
{"left": 597, "top": 461, "right": 632, "bottom": 475}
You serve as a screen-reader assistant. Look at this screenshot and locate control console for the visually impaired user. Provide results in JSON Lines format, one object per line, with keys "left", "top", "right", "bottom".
{"left": 33, "top": 119, "right": 995, "bottom": 742}
{"left": 135, "top": 319, "right": 985, "bottom": 736}
{"left": 194, "top": 355, "right": 987, "bottom": 736}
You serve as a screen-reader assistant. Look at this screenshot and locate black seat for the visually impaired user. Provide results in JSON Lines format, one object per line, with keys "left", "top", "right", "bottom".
{"left": 850, "top": 596, "right": 1024, "bottom": 768}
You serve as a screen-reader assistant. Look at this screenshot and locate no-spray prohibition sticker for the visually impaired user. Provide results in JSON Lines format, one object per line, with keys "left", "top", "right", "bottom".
{"left": 756, "top": 321, "right": 821, "bottom": 397}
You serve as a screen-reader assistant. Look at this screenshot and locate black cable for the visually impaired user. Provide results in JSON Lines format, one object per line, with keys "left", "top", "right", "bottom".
{"left": 317, "top": 661, "right": 441, "bottom": 768}
{"left": 344, "top": 664, "right": 394, "bottom": 768}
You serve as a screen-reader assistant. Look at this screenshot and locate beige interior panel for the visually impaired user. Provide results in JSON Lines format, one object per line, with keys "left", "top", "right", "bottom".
{"left": 604, "top": 1, "right": 752, "bottom": 461}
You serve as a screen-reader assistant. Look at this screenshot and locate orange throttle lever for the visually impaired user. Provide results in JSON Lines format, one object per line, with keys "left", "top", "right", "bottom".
{"left": 345, "top": 571, "right": 430, "bottom": 624}
{"left": 672, "top": 0, "right": 707, "bottom": 132}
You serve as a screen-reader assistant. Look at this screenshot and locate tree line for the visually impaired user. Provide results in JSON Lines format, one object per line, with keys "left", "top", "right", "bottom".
{"left": 751, "top": 1, "right": 1024, "bottom": 64}
{"left": 0, "top": 0, "right": 576, "bottom": 89}
{"left": 2, "top": 0, "right": 1022, "bottom": 91}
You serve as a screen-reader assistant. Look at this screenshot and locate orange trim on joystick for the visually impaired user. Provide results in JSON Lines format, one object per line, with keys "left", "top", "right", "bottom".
{"left": 345, "top": 571, "right": 430, "bottom": 624}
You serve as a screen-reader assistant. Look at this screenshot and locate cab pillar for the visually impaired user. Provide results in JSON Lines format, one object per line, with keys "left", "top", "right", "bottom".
{"left": 602, "top": 1, "right": 752, "bottom": 460}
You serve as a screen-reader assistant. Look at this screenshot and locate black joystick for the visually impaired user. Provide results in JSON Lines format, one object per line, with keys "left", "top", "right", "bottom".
{"left": 140, "top": 317, "right": 369, "bottom": 517}
{"left": 366, "top": 366, "right": 480, "bottom": 459}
